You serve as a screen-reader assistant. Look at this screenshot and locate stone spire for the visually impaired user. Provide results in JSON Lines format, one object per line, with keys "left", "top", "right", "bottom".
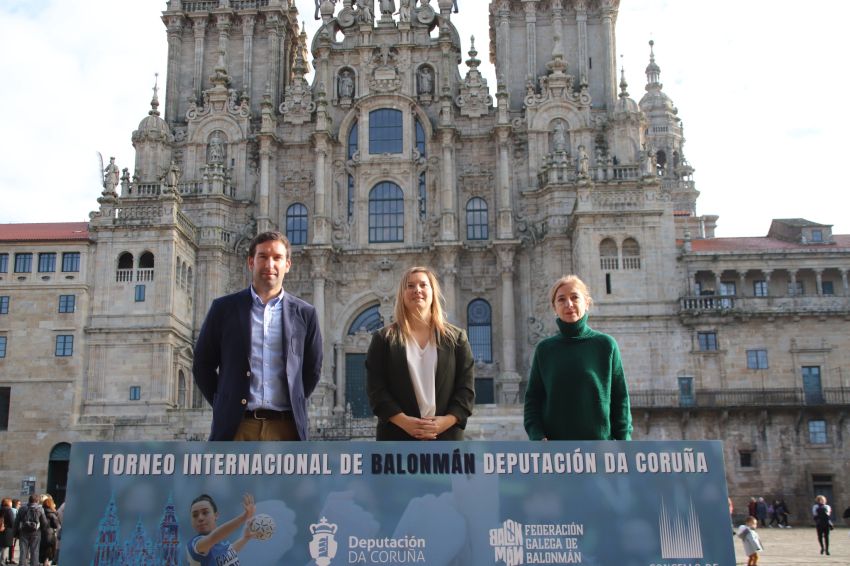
{"left": 619, "top": 65, "right": 629, "bottom": 99}
{"left": 150, "top": 73, "right": 161, "bottom": 116}
{"left": 645, "top": 39, "right": 662, "bottom": 88}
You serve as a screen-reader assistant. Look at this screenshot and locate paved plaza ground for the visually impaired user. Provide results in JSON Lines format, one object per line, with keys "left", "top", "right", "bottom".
{"left": 733, "top": 526, "right": 848, "bottom": 565}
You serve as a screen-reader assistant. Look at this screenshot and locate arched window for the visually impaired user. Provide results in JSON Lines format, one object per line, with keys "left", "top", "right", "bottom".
{"left": 118, "top": 252, "right": 134, "bottom": 269}
{"left": 176, "top": 256, "right": 182, "bottom": 285}
{"left": 369, "top": 109, "right": 403, "bottom": 154}
{"left": 466, "top": 197, "right": 489, "bottom": 240}
{"left": 348, "top": 121, "right": 358, "bottom": 221}
{"left": 117, "top": 252, "right": 134, "bottom": 282}
{"left": 467, "top": 299, "right": 492, "bottom": 363}
{"left": 286, "top": 203, "right": 309, "bottom": 245}
{"left": 177, "top": 370, "right": 187, "bottom": 408}
{"left": 599, "top": 238, "right": 618, "bottom": 270}
{"left": 348, "top": 121, "right": 359, "bottom": 159}
{"left": 415, "top": 118, "right": 426, "bottom": 157}
{"left": 187, "top": 266, "right": 193, "bottom": 291}
{"left": 138, "top": 251, "right": 155, "bottom": 282}
{"left": 622, "top": 237, "right": 641, "bottom": 269}
{"left": 192, "top": 381, "right": 205, "bottom": 409}
{"left": 369, "top": 182, "right": 404, "bottom": 243}
{"left": 655, "top": 150, "right": 667, "bottom": 175}
{"left": 348, "top": 304, "right": 384, "bottom": 335}
{"left": 139, "top": 251, "right": 155, "bottom": 268}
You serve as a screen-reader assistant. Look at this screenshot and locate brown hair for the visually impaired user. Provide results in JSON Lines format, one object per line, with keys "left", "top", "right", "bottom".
{"left": 549, "top": 274, "right": 594, "bottom": 311}
{"left": 247, "top": 231, "right": 291, "bottom": 259}
{"left": 387, "top": 266, "right": 455, "bottom": 346}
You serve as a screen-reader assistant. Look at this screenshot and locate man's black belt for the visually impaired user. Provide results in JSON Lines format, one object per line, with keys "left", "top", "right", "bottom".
{"left": 245, "top": 409, "right": 293, "bottom": 420}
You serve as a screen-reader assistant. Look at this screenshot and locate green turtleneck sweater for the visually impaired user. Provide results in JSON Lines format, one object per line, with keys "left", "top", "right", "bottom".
{"left": 524, "top": 314, "right": 632, "bottom": 441}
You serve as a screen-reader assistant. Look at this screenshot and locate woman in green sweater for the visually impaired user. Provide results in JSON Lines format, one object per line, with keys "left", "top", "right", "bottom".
{"left": 524, "top": 275, "right": 632, "bottom": 440}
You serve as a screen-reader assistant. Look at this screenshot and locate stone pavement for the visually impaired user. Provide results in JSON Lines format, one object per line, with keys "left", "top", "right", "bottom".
{"left": 733, "top": 526, "right": 848, "bottom": 565}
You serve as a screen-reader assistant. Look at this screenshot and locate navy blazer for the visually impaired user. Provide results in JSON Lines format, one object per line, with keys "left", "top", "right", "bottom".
{"left": 365, "top": 324, "right": 475, "bottom": 440}
{"left": 193, "top": 288, "right": 323, "bottom": 440}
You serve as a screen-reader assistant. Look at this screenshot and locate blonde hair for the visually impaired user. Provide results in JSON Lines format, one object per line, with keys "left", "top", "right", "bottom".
{"left": 42, "top": 495, "right": 56, "bottom": 511}
{"left": 549, "top": 274, "right": 594, "bottom": 311}
{"left": 388, "top": 266, "right": 455, "bottom": 346}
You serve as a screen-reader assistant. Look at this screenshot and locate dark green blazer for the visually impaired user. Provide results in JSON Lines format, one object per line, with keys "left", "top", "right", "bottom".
{"left": 366, "top": 324, "right": 475, "bottom": 440}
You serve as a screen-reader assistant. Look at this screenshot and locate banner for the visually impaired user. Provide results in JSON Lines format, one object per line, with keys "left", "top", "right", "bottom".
{"left": 63, "top": 440, "right": 734, "bottom": 565}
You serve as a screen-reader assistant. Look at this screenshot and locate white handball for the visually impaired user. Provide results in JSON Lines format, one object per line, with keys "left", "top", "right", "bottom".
{"left": 247, "top": 513, "right": 275, "bottom": 541}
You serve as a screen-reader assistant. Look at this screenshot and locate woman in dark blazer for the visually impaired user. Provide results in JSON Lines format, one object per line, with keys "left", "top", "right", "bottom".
{"left": 366, "top": 266, "right": 475, "bottom": 440}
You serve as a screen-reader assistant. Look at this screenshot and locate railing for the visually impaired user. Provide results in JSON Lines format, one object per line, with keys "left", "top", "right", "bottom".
{"left": 630, "top": 388, "right": 850, "bottom": 409}
{"left": 181, "top": 0, "right": 271, "bottom": 10}
{"left": 136, "top": 268, "right": 155, "bottom": 282}
{"left": 680, "top": 295, "right": 735, "bottom": 311}
{"left": 311, "top": 413, "right": 376, "bottom": 441}
{"left": 132, "top": 184, "right": 160, "bottom": 197}
{"left": 623, "top": 256, "right": 641, "bottom": 270}
{"left": 612, "top": 165, "right": 639, "bottom": 180}
{"left": 600, "top": 257, "right": 618, "bottom": 270}
{"left": 681, "top": 295, "right": 850, "bottom": 315}
{"left": 116, "top": 269, "right": 134, "bottom": 283}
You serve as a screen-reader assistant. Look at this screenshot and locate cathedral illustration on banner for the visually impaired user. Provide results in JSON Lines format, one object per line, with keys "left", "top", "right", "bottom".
{"left": 90, "top": 494, "right": 181, "bottom": 566}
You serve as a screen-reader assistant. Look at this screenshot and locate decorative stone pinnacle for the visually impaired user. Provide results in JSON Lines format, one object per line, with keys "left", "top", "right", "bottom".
{"left": 150, "top": 73, "right": 161, "bottom": 116}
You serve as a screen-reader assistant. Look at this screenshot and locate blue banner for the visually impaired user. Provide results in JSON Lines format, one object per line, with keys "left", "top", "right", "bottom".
{"left": 63, "top": 441, "right": 734, "bottom": 565}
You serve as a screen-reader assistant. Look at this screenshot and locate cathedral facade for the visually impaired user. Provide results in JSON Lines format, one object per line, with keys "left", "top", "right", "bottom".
{"left": 1, "top": 0, "right": 848, "bottom": 520}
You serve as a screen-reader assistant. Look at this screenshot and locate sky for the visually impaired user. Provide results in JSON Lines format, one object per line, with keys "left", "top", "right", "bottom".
{"left": 1, "top": 0, "right": 848, "bottom": 237}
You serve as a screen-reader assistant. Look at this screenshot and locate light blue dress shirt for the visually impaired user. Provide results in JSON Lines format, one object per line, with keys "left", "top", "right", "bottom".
{"left": 247, "top": 286, "right": 290, "bottom": 411}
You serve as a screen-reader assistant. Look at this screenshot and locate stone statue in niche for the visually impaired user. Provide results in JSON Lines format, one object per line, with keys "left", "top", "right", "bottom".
{"left": 417, "top": 66, "right": 433, "bottom": 95}
{"left": 552, "top": 120, "right": 568, "bottom": 153}
{"left": 379, "top": 0, "right": 395, "bottom": 16}
{"left": 208, "top": 132, "right": 225, "bottom": 164}
{"left": 339, "top": 70, "right": 354, "bottom": 98}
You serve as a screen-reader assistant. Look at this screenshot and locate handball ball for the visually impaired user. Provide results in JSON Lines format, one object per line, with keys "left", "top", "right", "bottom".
{"left": 248, "top": 513, "right": 275, "bottom": 541}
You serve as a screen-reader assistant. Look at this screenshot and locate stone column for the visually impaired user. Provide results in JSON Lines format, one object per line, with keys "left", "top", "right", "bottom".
{"left": 497, "top": 2, "right": 511, "bottom": 94}
{"left": 600, "top": 0, "right": 617, "bottom": 109}
{"left": 814, "top": 269, "right": 824, "bottom": 296}
{"left": 439, "top": 129, "right": 458, "bottom": 241}
{"left": 242, "top": 15, "right": 256, "bottom": 99}
{"left": 266, "top": 15, "right": 281, "bottom": 106}
{"left": 436, "top": 244, "right": 460, "bottom": 323}
{"left": 217, "top": 14, "right": 231, "bottom": 63}
{"left": 842, "top": 269, "right": 849, "bottom": 296}
{"left": 713, "top": 272, "right": 722, "bottom": 293}
{"left": 496, "top": 127, "right": 514, "bottom": 239}
{"left": 257, "top": 140, "right": 272, "bottom": 232}
{"left": 523, "top": 0, "right": 538, "bottom": 80}
{"left": 575, "top": 0, "right": 588, "bottom": 83}
{"left": 334, "top": 342, "right": 345, "bottom": 414}
{"left": 313, "top": 141, "right": 330, "bottom": 244}
{"left": 165, "top": 16, "right": 184, "bottom": 123}
{"left": 789, "top": 270, "right": 798, "bottom": 296}
{"left": 496, "top": 243, "right": 521, "bottom": 404}
{"left": 190, "top": 16, "right": 208, "bottom": 103}
{"left": 761, "top": 269, "right": 772, "bottom": 294}
{"left": 737, "top": 271, "right": 747, "bottom": 297}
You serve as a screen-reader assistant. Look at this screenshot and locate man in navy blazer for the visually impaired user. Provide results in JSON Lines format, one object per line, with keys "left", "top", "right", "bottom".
{"left": 193, "top": 231, "right": 323, "bottom": 441}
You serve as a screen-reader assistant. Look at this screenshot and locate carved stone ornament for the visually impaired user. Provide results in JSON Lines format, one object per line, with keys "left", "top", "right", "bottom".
{"left": 280, "top": 79, "right": 316, "bottom": 125}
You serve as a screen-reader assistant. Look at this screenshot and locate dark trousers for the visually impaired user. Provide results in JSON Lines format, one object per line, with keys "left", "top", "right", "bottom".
{"left": 18, "top": 533, "right": 40, "bottom": 566}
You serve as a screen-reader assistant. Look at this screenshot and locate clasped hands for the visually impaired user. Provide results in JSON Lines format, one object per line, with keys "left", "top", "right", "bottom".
{"left": 390, "top": 413, "right": 457, "bottom": 440}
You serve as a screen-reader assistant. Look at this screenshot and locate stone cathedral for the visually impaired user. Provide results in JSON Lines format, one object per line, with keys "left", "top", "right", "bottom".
{"left": 1, "top": 0, "right": 848, "bottom": 520}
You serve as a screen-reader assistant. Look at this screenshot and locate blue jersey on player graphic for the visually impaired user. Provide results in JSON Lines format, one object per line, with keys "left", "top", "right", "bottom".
{"left": 186, "top": 535, "right": 240, "bottom": 566}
